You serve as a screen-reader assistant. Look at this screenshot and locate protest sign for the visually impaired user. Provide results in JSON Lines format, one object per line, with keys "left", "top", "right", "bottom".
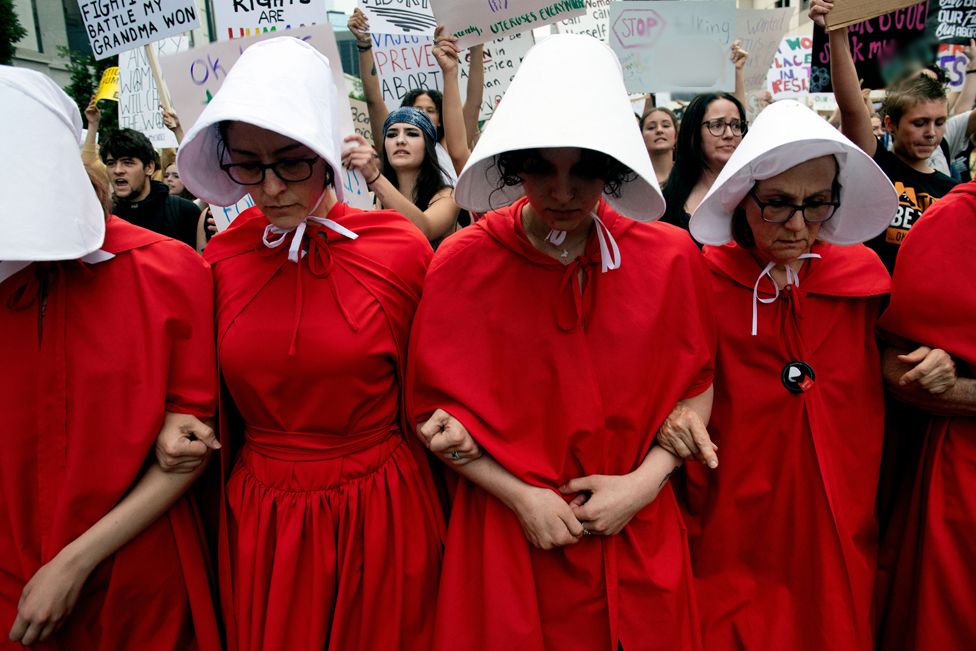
{"left": 360, "top": 0, "right": 437, "bottom": 36}
{"left": 94, "top": 66, "right": 119, "bottom": 102}
{"left": 119, "top": 35, "right": 190, "bottom": 148}
{"left": 937, "top": 42, "right": 970, "bottom": 88}
{"left": 825, "top": 0, "right": 925, "bottom": 31}
{"left": 431, "top": 0, "right": 586, "bottom": 48}
{"left": 370, "top": 34, "right": 442, "bottom": 111}
{"left": 735, "top": 8, "right": 793, "bottom": 92}
{"left": 209, "top": 195, "right": 255, "bottom": 232}
{"left": 213, "top": 0, "right": 328, "bottom": 41}
{"left": 78, "top": 0, "right": 200, "bottom": 59}
{"left": 556, "top": 0, "right": 612, "bottom": 42}
{"left": 610, "top": 1, "right": 736, "bottom": 94}
{"left": 458, "top": 30, "right": 534, "bottom": 122}
{"left": 350, "top": 96, "right": 373, "bottom": 146}
{"left": 767, "top": 35, "right": 812, "bottom": 98}
{"left": 159, "top": 24, "right": 373, "bottom": 211}
{"left": 810, "top": 2, "right": 932, "bottom": 92}
{"left": 935, "top": 0, "right": 976, "bottom": 40}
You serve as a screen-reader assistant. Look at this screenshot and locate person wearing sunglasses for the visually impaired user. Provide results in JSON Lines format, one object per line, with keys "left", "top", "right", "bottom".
{"left": 657, "top": 100, "right": 950, "bottom": 650}
{"left": 662, "top": 92, "right": 749, "bottom": 236}
{"left": 175, "top": 38, "right": 444, "bottom": 650}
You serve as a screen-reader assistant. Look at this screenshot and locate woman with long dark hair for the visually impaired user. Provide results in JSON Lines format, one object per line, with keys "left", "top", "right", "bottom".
{"left": 343, "top": 107, "right": 460, "bottom": 243}
{"left": 662, "top": 92, "right": 747, "bottom": 232}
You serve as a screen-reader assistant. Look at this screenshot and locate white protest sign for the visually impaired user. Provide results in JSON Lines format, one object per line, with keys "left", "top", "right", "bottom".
{"left": 431, "top": 0, "right": 586, "bottom": 49}
{"left": 213, "top": 0, "right": 328, "bottom": 41}
{"left": 210, "top": 194, "right": 255, "bottom": 232}
{"left": 767, "top": 34, "right": 812, "bottom": 99}
{"left": 359, "top": 0, "right": 437, "bottom": 36}
{"left": 458, "top": 30, "right": 534, "bottom": 122}
{"left": 556, "top": 0, "right": 612, "bottom": 42}
{"left": 610, "top": 1, "right": 736, "bottom": 94}
{"left": 118, "top": 35, "right": 190, "bottom": 149}
{"left": 369, "top": 34, "right": 442, "bottom": 111}
{"left": 159, "top": 24, "right": 373, "bottom": 211}
{"left": 937, "top": 43, "right": 969, "bottom": 90}
{"left": 78, "top": 0, "right": 200, "bottom": 60}
{"left": 735, "top": 8, "right": 793, "bottom": 93}
{"left": 350, "top": 96, "right": 373, "bottom": 146}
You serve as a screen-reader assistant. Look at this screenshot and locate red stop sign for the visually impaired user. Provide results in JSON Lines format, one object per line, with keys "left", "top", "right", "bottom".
{"left": 612, "top": 8, "right": 666, "bottom": 49}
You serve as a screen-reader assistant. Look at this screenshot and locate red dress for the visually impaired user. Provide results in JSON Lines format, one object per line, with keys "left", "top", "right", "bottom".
{"left": 409, "top": 197, "right": 715, "bottom": 651}
{"left": 203, "top": 203, "right": 444, "bottom": 651}
{"left": 680, "top": 241, "right": 889, "bottom": 650}
{"left": 875, "top": 182, "right": 976, "bottom": 650}
{"left": 0, "top": 217, "right": 220, "bottom": 650}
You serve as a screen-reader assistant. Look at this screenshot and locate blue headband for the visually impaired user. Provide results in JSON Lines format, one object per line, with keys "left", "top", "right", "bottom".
{"left": 383, "top": 107, "right": 437, "bottom": 144}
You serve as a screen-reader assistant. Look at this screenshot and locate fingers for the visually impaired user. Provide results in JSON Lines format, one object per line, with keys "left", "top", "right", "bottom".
{"left": 190, "top": 419, "right": 220, "bottom": 450}
{"left": 897, "top": 345, "right": 931, "bottom": 365}
{"left": 689, "top": 419, "right": 719, "bottom": 469}
{"left": 417, "top": 408, "right": 451, "bottom": 447}
{"left": 898, "top": 346, "right": 938, "bottom": 385}
{"left": 560, "top": 511, "right": 585, "bottom": 540}
{"left": 8, "top": 613, "right": 27, "bottom": 643}
{"left": 558, "top": 476, "right": 594, "bottom": 494}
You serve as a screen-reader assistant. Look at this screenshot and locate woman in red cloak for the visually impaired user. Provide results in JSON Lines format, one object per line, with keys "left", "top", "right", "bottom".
{"left": 873, "top": 182, "right": 976, "bottom": 650}
{"left": 667, "top": 100, "right": 949, "bottom": 650}
{"left": 0, "top": 68, "right": 220, "bottom": 649}
{"left": 408, "top": 35, "right": 715, "bottom": 651}
{"left": 176, "top": 37, "right": 444, "bottom": 650}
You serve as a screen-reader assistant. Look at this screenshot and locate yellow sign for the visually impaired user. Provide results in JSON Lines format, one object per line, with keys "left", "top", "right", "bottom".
{"left": 94, "top": 67, "right": 119, "bottom": 103}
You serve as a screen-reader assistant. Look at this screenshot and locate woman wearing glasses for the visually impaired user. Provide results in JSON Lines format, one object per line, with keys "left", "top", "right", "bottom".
{"left": 661, "top": 100, "right": 921, "bottom": 649}
{"left": 176, "top": 38, "right": 443, "bottom": 650}
{"left": 662, "top": 92, "right": 748, "bottom": 234}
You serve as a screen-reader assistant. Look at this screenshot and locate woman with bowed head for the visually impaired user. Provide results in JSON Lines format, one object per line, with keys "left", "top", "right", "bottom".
{"left": 663, "top": 99, "right": 952, "bottom": 649}
{"left": 176, "top": 38, "right": 444, "bottom": 650}
{"left": 0, "top": 67, "right": 220, "bottom": 649}
{"left": 408, "top": 34, "right": 716, "bottom": 651}
{"left": 342, "top": 106, "right": 459, "bottom": 244}
{"left": 662, "top": 92, "right": 748, "bottom": 233}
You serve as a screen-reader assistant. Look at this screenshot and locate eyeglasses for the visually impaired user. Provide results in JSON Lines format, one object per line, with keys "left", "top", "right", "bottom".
{"left": 749, "top": 189, "right": 840, "bottom": 224}
{"left": 702, "top": 119, "right": 746, "bottom": 137}
{"left": 220, "top": 156, "right": 320, "bottom": 185}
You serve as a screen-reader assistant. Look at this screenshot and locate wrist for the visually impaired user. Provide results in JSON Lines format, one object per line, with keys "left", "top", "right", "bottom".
{"left": 967, "top": 69, "right": 976, "bottom": 75}
{"left": 57, "top": 540, "right": 97, "bottom": 577}
{"left": 366, "top": 169, "right": 382, "bottom": 186}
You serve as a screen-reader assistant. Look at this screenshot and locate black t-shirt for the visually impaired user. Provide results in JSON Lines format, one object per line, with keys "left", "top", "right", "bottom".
{"left": 870, "top": 142, "right": 957, "bottom": 273}
{"left": 113, "top": 180, "right": 199, "bottom": 249}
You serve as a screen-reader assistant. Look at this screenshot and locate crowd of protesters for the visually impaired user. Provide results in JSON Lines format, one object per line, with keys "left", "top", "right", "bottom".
{"left": 1, "top": 1, "right": 974, "bottom": 649}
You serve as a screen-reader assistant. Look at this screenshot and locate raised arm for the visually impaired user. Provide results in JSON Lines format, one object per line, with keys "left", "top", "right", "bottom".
{"left": 349, "top": 8, "right": 390, "bottom": 148}
{"left": 731, "top": 40, "right": 748, "bottom": 108}
{"left": 462, "top": 44, "right": 485, "bottom": 149}
{"left": 433, "top": 26, "right": 471, "bottom": 173}
{"left": 81, "top": 96, "right": 107, "bottom": 178}
{"left": 810, "top": 0, "right": 876, "bottom": 155}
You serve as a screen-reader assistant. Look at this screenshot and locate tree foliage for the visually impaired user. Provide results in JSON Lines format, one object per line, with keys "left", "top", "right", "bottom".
{"left": 58, "top": 46, "right": 119, "bottom": 138}
{"left": 0, "top": 0, "right": 28, "bottom": 65}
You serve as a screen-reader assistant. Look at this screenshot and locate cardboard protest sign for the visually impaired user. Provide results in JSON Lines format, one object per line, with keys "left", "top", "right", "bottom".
{"left": 359, "top": 0, "right": 437, "bottom": 36}
{"left": 735, "top": 8, "right": 793, "bottom": 93}
{"left": 767, "top": 35, "right": 812, "bottom": 98}
{"left": 94, "top": 66, "right": 120, "bottom": 102}
{"left": 458, "top": 30, "right": 534, "bottom": 122}
{"left": 350, "top": 97, "right": 373, "bottom": 146}
{"left": 610, "top": 1, "right": 736, "bottom": 94}
{"left": 369, "top": 34, "right": 442, "bottom": 111}
{"left": 825, "top": 0, "right": 924, "bottom": 31}
{"left": 935, "top": 0, "right": 976, "bottom": 40}
{"left": 159, "top": 24, "right": 373, "bottom": 211}
{"left": 811, "top": 2, "right": 932, "bottom": 92}
{"left": 937, "top": 42, "right": 970, "bottom": 88}
{"left": 213, "top": 0, "right": 328, "bottom": 41}
{"left": 431, "top": 0, "right": 586, "bottom": 48}
{"left": 556, "top": 0, "right": 612, "bottom": 42}
{"left": 78, "top": 0, "right": 200, "bottom": 59}
{"left": 210, "top": 195, "right": 255, "bottom": 232}
{"left": 119, "top": 35, "right": 190, "bottom": 148}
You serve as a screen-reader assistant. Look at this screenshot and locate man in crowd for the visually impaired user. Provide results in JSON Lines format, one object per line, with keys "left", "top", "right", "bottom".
{"left": 99, "top": 128, "right": 198, "bottom": 248}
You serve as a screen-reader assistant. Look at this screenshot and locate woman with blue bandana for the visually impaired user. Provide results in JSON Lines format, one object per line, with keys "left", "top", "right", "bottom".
{"left": 343, "top": 106, "right": 460, "bottom": 244}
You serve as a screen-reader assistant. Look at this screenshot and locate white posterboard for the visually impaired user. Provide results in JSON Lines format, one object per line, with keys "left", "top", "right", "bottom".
{"left": 359, "top": 0, "right": 437, "bottom": 36}
{"left": 735, "top": 8, "right": 793, "bottom": 93}
{"left": 767, "top": 34, "right": 812, "bottom": 99}
{"left": 159, "top": 24, "right": 373, "bottom": 213}
{"left": 610, "top": 1, "right": 736, "bottom": 94}
{"left": 431, "top": 0, "right": 586, "bottom": 48}
{"left": 556, "top": 0, "right": 612, "bottom": 42}
{"left": 459, "top": 30, "right": 534, "bottom": 122}
{"left": 369, "top": 34, "right": 442, "bottom": 112}
{"left": 78, "top": 0, "right": 200, "bottom": 59}
{"left": 118, "top": 35, "right": 190, "bottom": 149}
{"left": 212, "top": 0, "right": 329, "bottom": 41}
